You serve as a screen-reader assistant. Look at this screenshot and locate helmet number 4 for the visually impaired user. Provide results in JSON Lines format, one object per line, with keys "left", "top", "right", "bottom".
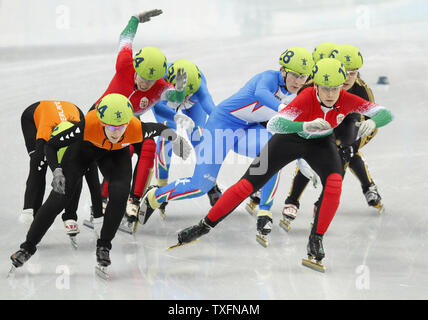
{"left": 97, "top": 104, "right": 107, "bottom": 119}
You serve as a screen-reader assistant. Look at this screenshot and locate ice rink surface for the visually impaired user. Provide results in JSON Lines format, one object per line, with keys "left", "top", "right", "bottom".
{"left": 0, "top": 0, "right": 427, "bottom": 300}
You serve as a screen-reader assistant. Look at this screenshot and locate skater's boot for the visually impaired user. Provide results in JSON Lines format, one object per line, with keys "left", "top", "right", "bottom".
{"left": 119, "top": 195, "right": 140, "bottom": 234}
{"left": 10, "top": 249, "right": 33, "bottom": 268}
{"left": 158, "top": 202, "right": 168, "bottom": 219}
{"left": 279, "top": 204, "right": 298, "bottom": 232}
{"left": 256, "top": 210, "right": 272, "bottom": 247}
{"left": 95, "top": 246, "right": 111, "bottom": 279}
{"left": 207, "top": 184, "right": 222, "bottom": 206}
{"left": 64, "top": 219, "right": 79, "bottom": 248}
{"left": 302, "top": 233, "right": 326, "bottom": 272}
{"left": 96, "top": 246, "right": 111, "bottom": 267}
{"left": 364, "top": 183, "right": 384, "bottom": 213}
{"left": 176, "top": 219, "right": 211, "bottom": 246}
{"left": 64, "top": 219, "right": 80, "bottom": 236}
{"left": 245, "top": 190, "right": 261, "bottom": 216}
{"left": 125, "top": 195, "right": 140, "bottom": 223}
{"left": 139, "top": 186, "right": 160, "bottom": 225}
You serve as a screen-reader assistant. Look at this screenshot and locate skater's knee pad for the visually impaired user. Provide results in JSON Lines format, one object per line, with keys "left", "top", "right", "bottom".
{"left": 324, "top": 173, "right": 342, "bottom": 198}
{"left": 315, "top": 173, "right": 342, "bottom": 235}
{"left": 232, "top": 179, "right": 254, "bottom": 198}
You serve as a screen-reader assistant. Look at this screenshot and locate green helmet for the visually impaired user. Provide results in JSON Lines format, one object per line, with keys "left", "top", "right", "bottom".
{"left": 334, "top": 44, "right": 363, "bottom": 70}
{"left": 51, "top": 121, "right": 75, "bottom": 163}
{"left": 279, "top": 47, "right": 314, "bottom": 75}
{"left": 312, "top": 58, "right": 347, "bottom": 87}
{"left": 96, "top": 93, "right": 134, "bottom": 125}
{"left": 166, "top": 59, "right": 202, "bottom": 96}
{"left": 133, "top": 46, "right": 167, "bottom": 81}
{"left": 312, "top": 42, "right": 337, "bottom": 63}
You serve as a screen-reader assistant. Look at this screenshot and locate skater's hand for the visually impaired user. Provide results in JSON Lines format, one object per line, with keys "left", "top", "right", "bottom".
{"left": 172, "top": 135, "right": 192, "bottom": 160}
{"left": 133, "top": 9, "right": 163, "bottom": 23}
{"left": 302, "top": 118, "right": 331, "bottom": 132}
{"left": 52, "top": 168, "right": 66, "bottom": 194}
{"left": 356, "top": 119, "right": 376, "bottom": 138}
{"left": 297, "top": 158, "right": 320, "bottom": 188}
{"left": 175, "top": 68, "right": 187, "bottom": 93}
{"left": 174, "top": 113, "right": 195, "bottom": 133}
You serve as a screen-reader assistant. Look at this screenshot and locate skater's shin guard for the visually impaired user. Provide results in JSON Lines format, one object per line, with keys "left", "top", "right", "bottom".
{"left": 206, "top": 179, "right": 254, "bottom": 227}
{"left": 314, "top": 173, "right": 342, "bottom": 235}
{"left": 132, "top": 139, "right": 156, "bottom": 198}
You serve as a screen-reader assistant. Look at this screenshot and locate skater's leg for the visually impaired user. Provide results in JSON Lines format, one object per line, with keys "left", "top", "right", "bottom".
{"left": 285, "top": 168, "right": 310, "bottom": 208}
{"left": 131, "top": 139, "right": 156, "bottom": 199}
{"left": 20, "top": 157, "right": 84, "bottom": 253}
{"left": 21, "top": 104, "right": 47, "bottom": 215}
{"left": 97, "top": 148, "right": 132, "bottom": 249}
{"left": 348, "top": 151, "right": 374, "bottom": 192}
{"left": 153, "top": 114, "right": 238, "bottom": 204}
{"left": 155, "top": 132, "right": 173, "bottom": 186}
{"left": 84, "top": 162, "right": 103, "bottom": 218}
{"left": 20, "top": 191, "right": 68, "bottom": 254}
{"left": 304, "top": 138, "right": 344, "bottom": 237}
{"left": 258, "top": 172, "right": 280, "bottom": 211}
{"left": 206, "top": 134, "right": 301, "bottom": 226}
{"left": 62, "top": 177, "right": 82, "bottom": 222}
{"left": 24, "top": 143, "right": 48, "bottom": 215}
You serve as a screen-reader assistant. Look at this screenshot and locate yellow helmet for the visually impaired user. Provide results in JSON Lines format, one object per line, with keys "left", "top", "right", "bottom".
{"left": 279, "top": 47, "right": 314, "bottom": 75}
{"left": 312, "top": 58, "right": 347, "bottom": 87}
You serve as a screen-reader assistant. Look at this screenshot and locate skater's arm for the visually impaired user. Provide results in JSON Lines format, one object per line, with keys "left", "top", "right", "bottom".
{"left": 267, "top": 114, "right": 304, "bottom": 134}
{"left": 348, "top": 94, "right": 393, "bottom": 128}
{"left": 116, "top": 10, "right": 163, "bottom": 72}
{"left": 141, "top": 122, "right": 175, "bottom": 140}
{"left": 194, "top": 75, "right": 215, "bottom": 115}
{"left": 44, "top": 143, "right": 61, "bottom": 171}
{"left": 152, "top": 101, "right": 177, "bottom": 121}
{"left": 254, "top": 72, "right": 283, "bottom": 112}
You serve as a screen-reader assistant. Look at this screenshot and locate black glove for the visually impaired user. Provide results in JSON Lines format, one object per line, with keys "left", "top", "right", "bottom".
{"left": 133, "top": 9, "right": 163, "bottom": 23}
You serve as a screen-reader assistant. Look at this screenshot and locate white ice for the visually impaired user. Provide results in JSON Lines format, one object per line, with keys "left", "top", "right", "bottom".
{"left": 0, "top": 0, "right": 428, "bottom": 300}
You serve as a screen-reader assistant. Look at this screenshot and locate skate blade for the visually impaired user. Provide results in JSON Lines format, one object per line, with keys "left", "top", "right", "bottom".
{"left": 373, "top": 203, "right": 385, "bottom": 214}
{"left": 279, "top": 218, "right": 291, "bottom": 232}
{"left": 245, "top": 201, "right": 257, "bottom": 216}
{"left": 167, "top": 238, "right": 200, "bottom": 250}
{"left": 159, "top": 209, "right": 166, "bottom": 219}
{"left": 95, "top": 265, "right": 110, "bottom": 280}
{"left": 7, "top": 265, "right": 17, "bottom": 278}
{"left": 83, "top": 219, "right": 94, "bottom": 229}
{"left": 118, "top": 221, "right": 137, "bottom": 234}
{"left": 256, "top": 234, "right": 269, "bottom": 247}
{"left": 69, "top": 236, "right": 78, "bottom": 249}
{"left": 302, "top": 256, "right": 326, "bottom": 273}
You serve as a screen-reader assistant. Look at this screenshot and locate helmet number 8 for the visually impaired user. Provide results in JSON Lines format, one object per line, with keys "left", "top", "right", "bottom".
{"left": 282, "top": 50, "right": 295, "bottom": 64}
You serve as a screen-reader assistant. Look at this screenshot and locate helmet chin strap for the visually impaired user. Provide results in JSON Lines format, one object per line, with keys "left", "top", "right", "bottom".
{"left": 280, "top": 71, "right": 290, "bottom": 92}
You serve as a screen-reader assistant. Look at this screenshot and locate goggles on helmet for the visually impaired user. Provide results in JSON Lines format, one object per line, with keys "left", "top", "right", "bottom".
{"left": 102, "top": 122, "right": 129, "bottom": 132}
